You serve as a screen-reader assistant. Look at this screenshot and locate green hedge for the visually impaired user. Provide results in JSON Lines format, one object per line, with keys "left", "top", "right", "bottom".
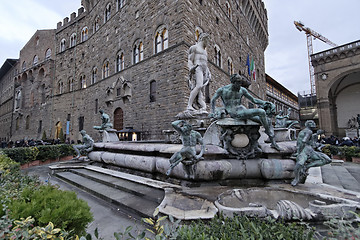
{"left": 1, "top": 144, "right": 75, "bottom": 164}
{"left": 322, "top": 145, "right": 360, "bottom": 161}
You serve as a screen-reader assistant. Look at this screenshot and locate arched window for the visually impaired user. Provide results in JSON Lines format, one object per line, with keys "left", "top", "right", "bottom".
{"left": 225, "top": 1, "right": 232, "bottom": 20}
{"left": 58, "top": 81, "right": 64, "bottom": 94}
{"left": 60, "top": 39, "right": 66, "bottom": 52}
{"left": 16, "top": 117, "right": 19, "bottom": 130}
{"left": 227, "top": 58, "right": 234, "bottom": 74}
{"left": 91, "top": 67, "right": 97, "bottom": 84}
{"left": 94, "top": 16, "right": 100, "bottom": 33}
{"left": 80, "top": 75, "right": 86, "bottom": 89}
{"left": 116, "top": 52, "right": 124, "bottom": 72}
{"left": 70, "top": 33, "right": 76, "bottom": 47}
{"left": 105, "top": 4, "right": 111, "bottom": 22}
{"left": 26, "top": 116, "right": 30, "bottom": 130}
{"left": 33, "top": 55, "right": 39, "bottom": 66}
{"left": 103, "top": 61, "right": 110, "bottom": 78}
{"left": 81, "top": 27, "right": 88, "bottom": 42}
{"left": 155, "top": 28, "right": 168, "bottom": 54}
{"left": 139, "top": 42, "right": 144, "bottom": 61}
{"left": 150, "top": 80, "right": 157, "bottom": 102}
{"left": 45, "top": 48, "right": 52, "bottom": 60}
{"left": 41, "top": 84, "right": 46, "bottom": 103}
{"left": 133, "top": 41, "right": 143, "bottom": 64}
{"left": 69, "top": 78, "right": 75, "bottom": 92}
{"left": 117, "top": 0, "right": 125, "bottom": 11}
{"left": 214, "top": 45, "right": 221, "bottom": 67}
{"left": 22, "top": 61, "right": 26, "bottom": 71}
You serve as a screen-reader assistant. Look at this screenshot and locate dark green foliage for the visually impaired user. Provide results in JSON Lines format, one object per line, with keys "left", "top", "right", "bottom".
{"left": 177, "top": 214, "right": 316, "bottom": 240}
{"left": 0, "top": 153, "right": 20, "bottom": 174}
{"left": 322, "top": 145, "right": 360, "bottom": 160}
{"left": 0, "top": 154, "right": 40, "bottom": 216}
{"left": 58, "top": 144, "right": 76, "bottom": 158}
{"left": 1, "top": 147, "right": 38, "bottom": 164}
{"left": 8, "top": 185, "right": 93, "bottom": 236}
{"left": 36, "top": 145, "right": 60, "bottom": 161}
{"left": 2, "top": 144, "right": 75, "bottom": 163}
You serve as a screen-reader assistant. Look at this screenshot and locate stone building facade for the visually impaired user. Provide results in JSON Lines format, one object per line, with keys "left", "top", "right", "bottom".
{"left": 2, "top": 0, "right": 269, "bottom": 142}
{"left": 10, "top": 30, "right": 56, "bottom": 141}
{"left": 311, "top": 40, "right": 360, "bottom": 137}
{"left": 265, "top": 74, "right": 299, "bottom": 121}
{"left": 0, "top": 59, "right": 18, "bottom": 142}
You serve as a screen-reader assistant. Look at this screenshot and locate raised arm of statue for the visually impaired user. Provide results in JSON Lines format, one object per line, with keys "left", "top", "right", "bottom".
{"left": 171, "top": 120, "right": 186, "bottom": 135}
{"left": 242, "top": 88, "right": 266, "bottom": 106}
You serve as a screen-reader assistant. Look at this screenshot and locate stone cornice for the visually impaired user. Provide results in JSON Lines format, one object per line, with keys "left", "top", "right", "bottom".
{"left": 311, "top": 40, "right": 360, "bottom": 66}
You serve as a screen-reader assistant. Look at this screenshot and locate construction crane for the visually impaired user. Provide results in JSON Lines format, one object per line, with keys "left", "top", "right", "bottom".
{"left": 294, "top": 21, "right": 338, "bottom": 95}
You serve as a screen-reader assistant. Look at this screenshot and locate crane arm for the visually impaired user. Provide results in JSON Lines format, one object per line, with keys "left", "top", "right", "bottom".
{"left": 294, "top": 21, "right": 337, "bottom": 47}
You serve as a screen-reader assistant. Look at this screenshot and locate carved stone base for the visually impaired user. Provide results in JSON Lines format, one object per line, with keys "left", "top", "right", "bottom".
{"left": 265, "top": 128, "right": 297, "bottom": 143}
{"left": 204, "top": 118, "right": 261, "bottom": 159}
{"left": 175, "top": 110, "right": 211, "bottom": 129}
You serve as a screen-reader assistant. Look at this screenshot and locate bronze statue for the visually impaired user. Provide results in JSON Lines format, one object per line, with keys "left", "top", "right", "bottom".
{"left": 73, "top": 130, "right": 94, "bottom": 160}
{"left": 93, "top": 109, "right": 113, "bottom": 130}
{"left": 291, "top": 120, "right": 331, "bottom": 186}
{"left": 275, "top": 108, "right": 299, "bottom": 128}
{"left": 209, "top": 74, "right": 281, "bottom": 151}
{"left": 166, "top": 120, "right": 205, "bottom": 176}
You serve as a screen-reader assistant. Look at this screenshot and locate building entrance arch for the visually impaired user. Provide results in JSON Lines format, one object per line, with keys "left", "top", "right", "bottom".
{"left": 114, "top": 107, "right": 124, "bottom": 130}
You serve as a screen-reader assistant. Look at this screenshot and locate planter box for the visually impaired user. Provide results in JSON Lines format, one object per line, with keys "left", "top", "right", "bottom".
{"left": 28, "top": 160, "right": 41, "bottom": 167}
{"left": 20, "top": 163, "right": 30, "bottom": 170}
{"left": 332, "top": 155, "right": 344, "bottom": 160}
{"left": 59, "top": 155, "right": 73, "bottom": 162}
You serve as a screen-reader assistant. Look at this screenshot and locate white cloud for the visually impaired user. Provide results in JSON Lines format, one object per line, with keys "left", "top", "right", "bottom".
{"left": 0, "top": 0, "right": 80, "bottom": 65}
{"left": 263, "top": 0, "right": 360, "bottom": 95}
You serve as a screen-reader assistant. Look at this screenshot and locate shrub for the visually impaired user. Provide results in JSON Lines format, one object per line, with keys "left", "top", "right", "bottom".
{"left": 2, "top": 144, "right": 75, "bottom": 164}
{"left": 322, "top": 144, "right": 340, "bottom": 157}
{"left": 7, "top": 184, "right": 93, "bottom": 236}
{"left": 177, "top": 214, "right": 316, "bottom": 240}
{"left": 2, "top": 147, "right": 39, "bottom": 165}
{"left": 58, "top": 144, "right": 76, "bottom": 158}
{"left": 0, "top": 153, "right": 20, "bottom": 177}
{"left": 36, "top": 145, "right": 60, "bottom": 161}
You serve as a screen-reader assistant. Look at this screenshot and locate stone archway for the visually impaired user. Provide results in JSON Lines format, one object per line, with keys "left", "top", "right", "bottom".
{"left": 312, "top": 40, "right": 360, "bottom": 137}
{"left": 113, "top": 107, "right": 124, "bottom": 130}
{"left": 329, "top": 72, "right": 360, "bottom": 136}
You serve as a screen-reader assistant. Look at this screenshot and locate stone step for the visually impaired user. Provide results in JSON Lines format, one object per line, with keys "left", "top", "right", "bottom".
{"left": 331, "top": 165, "right": 360, "bottom": 192}
{"left": 321, "top": 165, "right": 343, "bottom": 189}
{"left": 55, "top": 170, "right": 163, "bottom": 218}
{"left": 321, "top": 165, "right": 360, "bottom": 192}
{"left": 70, "top": 168, "right": 164, "bottom": 204}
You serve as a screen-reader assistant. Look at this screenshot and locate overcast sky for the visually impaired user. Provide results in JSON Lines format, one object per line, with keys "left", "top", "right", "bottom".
{"left": 1, "top": 0, "right": 359, "bottom": 95}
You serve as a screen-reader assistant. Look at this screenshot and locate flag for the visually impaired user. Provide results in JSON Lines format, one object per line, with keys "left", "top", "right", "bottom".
{"left": 251, "top": 59, "right": 256, "bottom": 81}
{"left": 246, "top": 55, "right": 250, "bottom": 76}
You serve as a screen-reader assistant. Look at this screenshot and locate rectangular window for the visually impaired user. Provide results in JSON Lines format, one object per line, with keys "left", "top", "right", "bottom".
{"left": 79, "top": 116, "right": 84, "bottom": 131}
{"left": 95, "top": 99, "right": 98, "bottom": 114}
{"left": 38, "top": 120, "right": 42, "bottom": 134}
